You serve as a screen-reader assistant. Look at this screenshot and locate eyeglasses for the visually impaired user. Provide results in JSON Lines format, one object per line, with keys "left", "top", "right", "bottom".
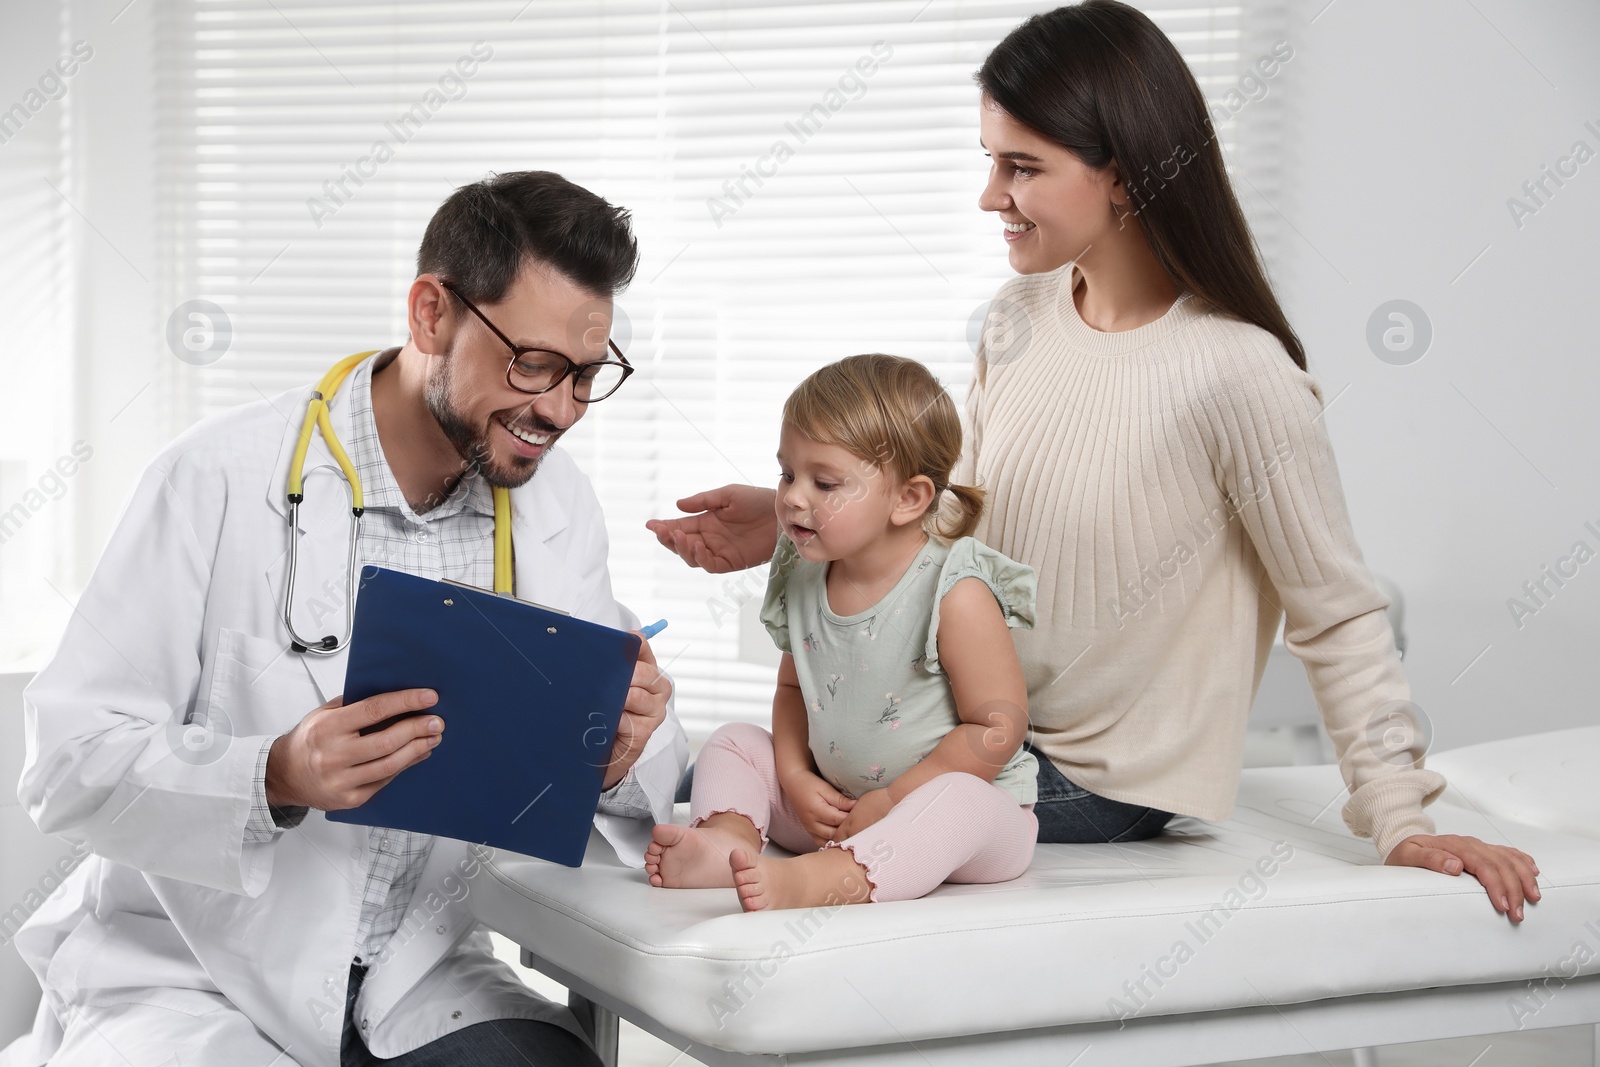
{"left": 440, "top": 281, "right": 634, "bottom": 403}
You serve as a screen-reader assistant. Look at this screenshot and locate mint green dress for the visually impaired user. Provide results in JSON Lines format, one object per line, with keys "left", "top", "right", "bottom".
{"left": 758, "top": 533, "right": 1039, "bottom": 804}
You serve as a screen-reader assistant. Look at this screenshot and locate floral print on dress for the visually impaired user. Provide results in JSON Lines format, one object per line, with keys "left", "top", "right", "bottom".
{"left": 771, "top": 534, "right": 1040, "bottom": 808}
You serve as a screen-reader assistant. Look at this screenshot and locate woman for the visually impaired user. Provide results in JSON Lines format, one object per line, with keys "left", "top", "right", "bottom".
{"left": 647, "top": 1, "right": 1538, "bottom": 922}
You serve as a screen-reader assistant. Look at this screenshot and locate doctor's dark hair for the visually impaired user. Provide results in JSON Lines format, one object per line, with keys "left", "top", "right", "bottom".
{"left": 416, "top": 170, "right": 639, "bottom": 301}
{"left": 977, "top": 1, "right": 1306, "bottom": 370}
{"left": 782, "top": 354, "right": 985, "bottom": 542}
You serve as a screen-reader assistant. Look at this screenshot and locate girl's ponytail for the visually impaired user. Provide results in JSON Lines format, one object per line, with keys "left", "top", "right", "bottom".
{"left": 933, "top": 482, "right": 986, "bottom": 542}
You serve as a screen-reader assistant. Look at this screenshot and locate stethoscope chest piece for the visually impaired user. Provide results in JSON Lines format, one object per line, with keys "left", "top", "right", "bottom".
{"left": 283, "top": 492, "right": 365, "bottom": 655}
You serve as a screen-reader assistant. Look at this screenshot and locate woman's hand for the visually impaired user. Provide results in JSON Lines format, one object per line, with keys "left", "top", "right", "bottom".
{"left": 782, "top": 768, "right": 856, "bottom": 847}
{"left": 644, "top": 485, "right": 779, "bottom": 573}
{"left": 832, "top": 788, "right": 894, "bottom": 843}
{"left": 1386, "top": 833, "right": 1541, "bottom": 922}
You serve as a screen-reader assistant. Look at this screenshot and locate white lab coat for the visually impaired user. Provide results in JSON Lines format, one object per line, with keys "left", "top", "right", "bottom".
{"left": 5, "top": 379, "right": 687, "bottom": 1066}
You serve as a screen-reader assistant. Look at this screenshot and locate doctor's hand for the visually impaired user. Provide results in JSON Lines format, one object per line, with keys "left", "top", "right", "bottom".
{"left": 644, "top": 485, "right": 779, "bottom": 574}
{"left": 265, "top": 689, "right": 443, "bottom": 811}
{"left": 1386, "top": 833, "right": 1541, "bottom": 923}
{"left": 605, "top": 635, "right": 672, "bottom": 790}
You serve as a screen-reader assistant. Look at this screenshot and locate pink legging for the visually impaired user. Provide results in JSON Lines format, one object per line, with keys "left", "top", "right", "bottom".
{"left": 690, "top": 722, "right": 1037, "bottom": 902}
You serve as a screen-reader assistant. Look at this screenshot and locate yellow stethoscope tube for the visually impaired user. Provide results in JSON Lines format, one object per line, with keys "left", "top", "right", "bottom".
{"left": 285, "top": 351, "right": 513, "bottom": 654}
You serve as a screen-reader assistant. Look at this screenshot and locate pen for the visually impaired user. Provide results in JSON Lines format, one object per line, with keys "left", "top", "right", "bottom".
{"left": 640, "top": 618, "right": 669, "bottom": 639}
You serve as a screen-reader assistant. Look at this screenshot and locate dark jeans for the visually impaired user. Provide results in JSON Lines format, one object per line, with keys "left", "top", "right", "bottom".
{"left": 675, "top": 746, "right": 1175, "bottom": 844}
{"left": 1028, "top": 743, "right": 1175, "bottom": 843}
{"left": 341, "top": 963, "right": 602, "bottom": 1067}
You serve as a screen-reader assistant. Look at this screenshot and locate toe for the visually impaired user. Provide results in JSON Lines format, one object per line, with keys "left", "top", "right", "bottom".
{"left": 736, "top": 882, "right": 767, "bottom": 912}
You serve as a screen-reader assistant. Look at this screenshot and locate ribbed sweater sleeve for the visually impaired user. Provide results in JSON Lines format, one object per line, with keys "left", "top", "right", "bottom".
{"left": 1197, "top": 335, "right": 1445, "bottom": 857}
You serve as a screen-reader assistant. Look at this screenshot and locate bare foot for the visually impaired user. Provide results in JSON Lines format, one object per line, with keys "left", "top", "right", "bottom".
{"left": 645, "top": 816, "right": 760, "bottom": 889}
{"left": 730, "top": 847, "right": 875, "bottom": 911}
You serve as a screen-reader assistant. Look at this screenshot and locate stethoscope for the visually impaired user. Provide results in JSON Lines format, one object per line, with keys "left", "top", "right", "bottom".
{"left": 284, "top": 351, "right": 514, "bottom": 654}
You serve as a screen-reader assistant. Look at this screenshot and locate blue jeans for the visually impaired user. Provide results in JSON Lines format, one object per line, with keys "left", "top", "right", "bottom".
{"left": 677, "top": 748, "right": 1174, "bottom": 844}
{"left": 340, "top": 963, "right": 601, "bottom": 1067}
{"left": 1028, "top": 743, "right": 1174, "bottom": 843}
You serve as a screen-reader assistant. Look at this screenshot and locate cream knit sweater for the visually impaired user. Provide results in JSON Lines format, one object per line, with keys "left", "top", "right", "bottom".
{"left": 948, "top": 264, "right": 1446, "bottom": 859}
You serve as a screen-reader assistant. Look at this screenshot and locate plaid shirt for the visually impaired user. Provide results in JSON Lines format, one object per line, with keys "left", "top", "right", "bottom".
{"left": 246, "top": 350, "right": 651, "bottom": 964}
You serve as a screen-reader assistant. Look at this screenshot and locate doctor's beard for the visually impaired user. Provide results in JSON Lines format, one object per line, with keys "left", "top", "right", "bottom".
{"left": 424, "top": 351, "right": 557, "bottom": 490}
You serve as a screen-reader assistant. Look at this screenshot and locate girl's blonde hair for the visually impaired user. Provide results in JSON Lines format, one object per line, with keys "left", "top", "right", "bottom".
{"left": 782, "top": 354, "right": 984, "bottom": 541}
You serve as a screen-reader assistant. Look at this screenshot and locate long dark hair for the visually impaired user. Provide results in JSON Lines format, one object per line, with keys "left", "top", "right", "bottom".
{"left": 977, "top": 1, "right": 1306, "bottom": 370}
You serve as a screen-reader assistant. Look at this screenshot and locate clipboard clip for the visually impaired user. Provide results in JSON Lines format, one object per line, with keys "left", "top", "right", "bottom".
{"left": 439, "top": 577, "right": 572, "bottom": 615}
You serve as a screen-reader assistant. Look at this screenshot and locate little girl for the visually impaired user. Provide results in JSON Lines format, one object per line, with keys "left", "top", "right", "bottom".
{"left": 645, "top": 353, "right": 1039, "bottom": 911}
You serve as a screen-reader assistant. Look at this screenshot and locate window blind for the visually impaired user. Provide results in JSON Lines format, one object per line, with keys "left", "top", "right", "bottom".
{"left": 153, "top": 0, "right": 1286, "bottom": 736}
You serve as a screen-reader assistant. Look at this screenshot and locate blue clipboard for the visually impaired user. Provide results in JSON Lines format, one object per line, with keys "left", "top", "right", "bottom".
{"left": 325, "top": 565, "right": 641, "bottom": 867}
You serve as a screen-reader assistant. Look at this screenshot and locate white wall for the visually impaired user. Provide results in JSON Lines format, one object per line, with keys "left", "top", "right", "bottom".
{"left": 0, "top": 1, "right": 75, "bottom": 659}
{"left": 1273, "top": 0, "right": 1600, "bottom": 748}
{"left": 0, "top": 0, "right": 159, "bottom": 669}
{"left": 66, "top": 0, "right": 161, "bottom": 599}
{"left": 70, "top": 0, "right": 159, "bottom": 588}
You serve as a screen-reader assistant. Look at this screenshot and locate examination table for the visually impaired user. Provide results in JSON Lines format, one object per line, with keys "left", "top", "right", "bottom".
{"left": 473, "top": 761, "right": 1600, "bottom": 1066}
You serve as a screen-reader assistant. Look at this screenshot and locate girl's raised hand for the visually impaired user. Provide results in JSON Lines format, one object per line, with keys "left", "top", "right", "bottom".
{"left": 1386, "top": 833, "right": 1541, "bottom": 923}
{"left": 786, "top": 770, "right": 856, "bottom": 847}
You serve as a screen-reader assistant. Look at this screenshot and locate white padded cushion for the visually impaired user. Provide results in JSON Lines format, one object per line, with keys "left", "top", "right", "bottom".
{"left": 1431, "top": 726, "right": 1600, "bottom": 839}
{"left": 472, "top": 763, "right": 1600, "bottom": 1055}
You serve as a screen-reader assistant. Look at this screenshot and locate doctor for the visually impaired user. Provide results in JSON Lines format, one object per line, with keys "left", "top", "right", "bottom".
{"left": 7, "top": 171, "right": 687, "bottom": 1066}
